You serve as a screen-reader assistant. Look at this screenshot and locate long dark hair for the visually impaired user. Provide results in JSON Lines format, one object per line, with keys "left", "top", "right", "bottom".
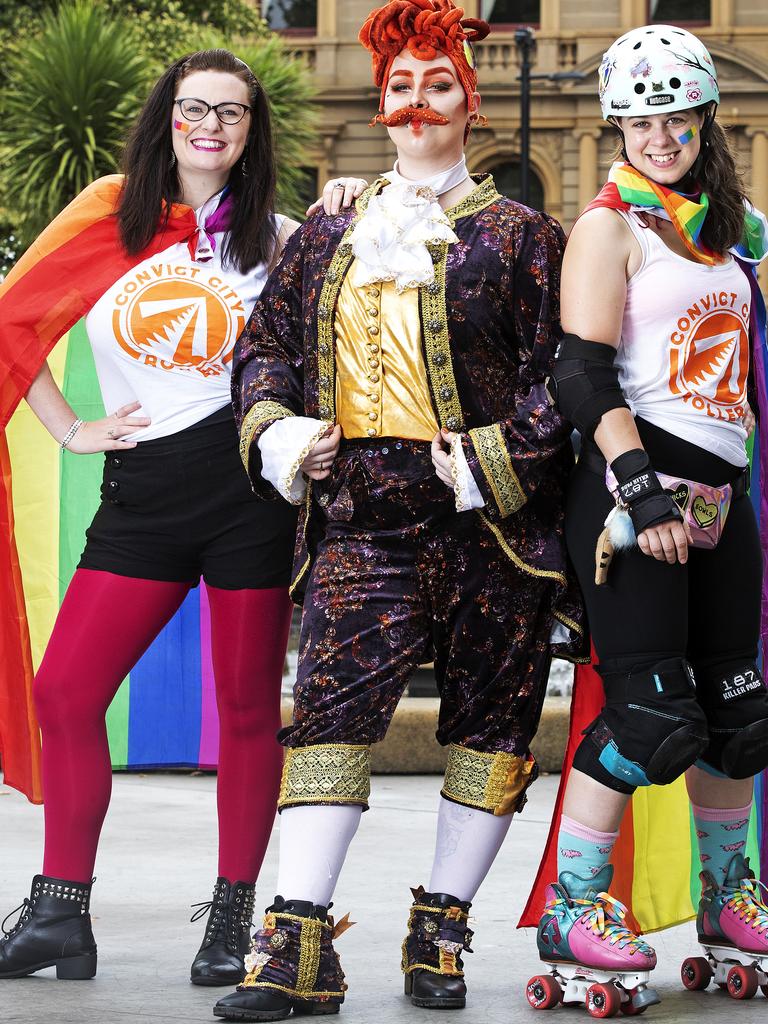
{"left": 696, "top": 115, "right": 748, "bottom": 256}
{"left": 118, "top": 49, "right": 276, "bottom": 272}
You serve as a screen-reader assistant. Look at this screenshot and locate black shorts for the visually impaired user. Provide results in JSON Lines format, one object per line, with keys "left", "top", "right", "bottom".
{"left": 79, "top": 407, "right": 298, "bottom": 589}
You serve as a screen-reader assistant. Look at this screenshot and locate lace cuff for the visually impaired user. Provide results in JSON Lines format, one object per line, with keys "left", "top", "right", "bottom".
{"left": 449, "top": 434, "right": 485, "bottom": 512}
{"left": 259, "top": 417, "right": 331, "bottom": 504}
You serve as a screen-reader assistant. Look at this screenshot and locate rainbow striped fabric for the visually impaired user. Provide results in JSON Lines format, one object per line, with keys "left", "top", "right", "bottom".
{"left": 520, "top": 265, "right": 768, "bottom": 934}
{"left": 0, "top": 177, "right": 209, "bottom": 803}
{"left": 584, "top": 161, "right": 768, "bottom": 268}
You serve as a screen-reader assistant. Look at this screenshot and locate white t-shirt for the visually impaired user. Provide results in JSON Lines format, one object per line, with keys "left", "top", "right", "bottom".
{"left": 85, "top": 192, "right": 283, "bottom": 441}
{"left": 617, "top": 210, "right": 750, "bottom": 467}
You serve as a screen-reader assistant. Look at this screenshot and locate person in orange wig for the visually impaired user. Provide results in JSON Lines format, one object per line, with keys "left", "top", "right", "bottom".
{"left": 214, "top": 2, "right": 584, "bottom": 1020}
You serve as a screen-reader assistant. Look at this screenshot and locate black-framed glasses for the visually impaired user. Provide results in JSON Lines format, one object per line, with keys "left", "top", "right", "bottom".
{"left": 174, "top": 97, "right": 251, "bottom": 125}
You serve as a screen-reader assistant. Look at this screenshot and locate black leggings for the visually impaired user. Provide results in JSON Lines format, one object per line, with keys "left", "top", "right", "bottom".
{"left": 566, "top": 419, "right": 762, "bottom": 672}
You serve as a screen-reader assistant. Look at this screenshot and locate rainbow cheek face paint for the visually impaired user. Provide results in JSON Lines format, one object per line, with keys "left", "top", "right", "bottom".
{"left": 678, "top": 124, "right": 698, "bottom": 145}
{"left": 173, "top": 119, "right": 191, "bottom": 133}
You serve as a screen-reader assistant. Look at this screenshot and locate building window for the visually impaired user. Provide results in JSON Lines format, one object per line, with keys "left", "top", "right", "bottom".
{"left": 481, "top": 0, "right": 540, "bottom": 25}
{"left": 490, "top": 160, "right": 545, "bottom": 210}
{"left": 263, "top": 0, "right": 317, "bottom": 33}
{"left": 648, "top": 0, "right": 710, "bottom": 23}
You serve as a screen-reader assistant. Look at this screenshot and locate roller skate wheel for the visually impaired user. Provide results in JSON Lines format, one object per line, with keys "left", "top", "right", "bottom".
{"left": 726, "top": 964, "right": 758, "bottom": 1000}
{"left": 681, "top": 956, "right": 712, "bottom": 991}
{"left": 619, "top": 991, "right": 645, "bottom": 1016}
{"left": 586, "top": 982, "right": 622, "bottom": 1019}
{"left": 526, "top": 974, "right": 563, "bottom": 1010}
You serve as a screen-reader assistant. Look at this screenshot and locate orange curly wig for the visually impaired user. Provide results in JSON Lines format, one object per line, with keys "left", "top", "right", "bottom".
{"left": 359, "top": 0, "right": 490, "bottom": 116}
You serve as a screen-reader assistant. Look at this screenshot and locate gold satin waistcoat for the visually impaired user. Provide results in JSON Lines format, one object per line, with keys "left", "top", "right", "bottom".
{"left": 334, "top": 269, "right": 439, "bottom": 440}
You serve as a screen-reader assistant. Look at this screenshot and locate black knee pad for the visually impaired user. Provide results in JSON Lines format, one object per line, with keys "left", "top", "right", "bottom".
{"left": 694, "top": 657, "right": 768, "bottom": 778}
{"left": 574, "top": 656, "right": 709, "bottom": 790}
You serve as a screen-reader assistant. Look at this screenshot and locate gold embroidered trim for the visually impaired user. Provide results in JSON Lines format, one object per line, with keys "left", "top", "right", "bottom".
{"left": 279, "top": 420, "right": 332, "bottom": 506}
{"left": 239, "top": 401, "right": 295, "bottom": 470}
{"left": 278, "top": 743, "right": 372, "bottom": 809}
{"left": 421, "top": 248, "right": 464, "bottom": 432}
{"left": 442, "top": 744, "right": 536, "bottom": 816}
{"left": 469, "top": 423, "right": 526, "bottom": 518}
{"left": 444, "top": 175, "right": 502, "bottom": 224}
{"left": 553, "top": 609, "right": 584, "bottom": 638}
{"left": 315, "top": 182, "right": 384, "bottom": 424}
{"left": 241, "top": 980, "right": 345, "bottom": 999}
{"left": 289, "top": 484, "right": 313, "bottom": 602}
{"left": 478, "top": 512, "right": 567, "bottom": 586}
{"left": 296, "top": 917, "right": 322, "bottom": 994}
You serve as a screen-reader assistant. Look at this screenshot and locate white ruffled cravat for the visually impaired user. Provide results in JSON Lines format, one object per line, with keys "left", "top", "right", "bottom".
{"left": 349, "top": 157, "right": 469, "bottom": 293}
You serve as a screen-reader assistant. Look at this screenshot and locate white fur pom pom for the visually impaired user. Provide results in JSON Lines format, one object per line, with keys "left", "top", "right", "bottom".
{"left": 604, "top": 505, "right": 637, "bottom": 550}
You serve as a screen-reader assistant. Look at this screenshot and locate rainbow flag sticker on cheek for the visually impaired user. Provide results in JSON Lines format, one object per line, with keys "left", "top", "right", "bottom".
{"left": 678, "top": 123, "right": 698, "bottom": 145}
{"left": 174, "top": 118, "right": 190, "bottom": 133}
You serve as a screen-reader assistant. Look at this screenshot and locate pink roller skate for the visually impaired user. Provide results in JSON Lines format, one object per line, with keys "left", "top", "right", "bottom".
{"left": 681, "top": 853, "right": 768, "bottom": 1000}
{"left": 526, "top": 865, "right": 660, "bottom": 1018}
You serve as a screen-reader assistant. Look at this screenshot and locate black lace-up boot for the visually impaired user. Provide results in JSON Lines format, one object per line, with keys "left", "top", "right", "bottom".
{"left": 190, "top": 877, "right": 256, "bottom": 986}
{"left": 401, "top": 887, "right": 473, "bottom": 1009}
{"left": 0, "top": 875, "right": 97, "bottom": 979}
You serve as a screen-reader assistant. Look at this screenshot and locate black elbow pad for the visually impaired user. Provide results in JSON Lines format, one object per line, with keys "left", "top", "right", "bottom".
{"left": 548, "top": 334, "right": 629, "bottom": 439}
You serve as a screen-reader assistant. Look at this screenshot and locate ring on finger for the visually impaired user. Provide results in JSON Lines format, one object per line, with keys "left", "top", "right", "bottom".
{"left": 107, "top": 428, "right": 116, "bottom": 439}
{"left": 333, "top": 182, "right": 344, "bottom": 189}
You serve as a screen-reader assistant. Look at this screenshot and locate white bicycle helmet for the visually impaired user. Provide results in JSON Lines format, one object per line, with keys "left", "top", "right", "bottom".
{"left": 598, "top": 25, "right": 719, "bottom": 121}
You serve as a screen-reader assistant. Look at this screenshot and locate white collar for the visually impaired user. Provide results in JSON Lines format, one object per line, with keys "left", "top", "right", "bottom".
{"left": 383, "top": 156, "right": 469, "bottom": 199}
{"left": 348, "top": 159, "right": 468, "bottom": 293}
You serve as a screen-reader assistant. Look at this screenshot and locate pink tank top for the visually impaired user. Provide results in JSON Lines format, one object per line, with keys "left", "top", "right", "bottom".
{"left": 617, "top": 210, "right": 750, "bottom": 467}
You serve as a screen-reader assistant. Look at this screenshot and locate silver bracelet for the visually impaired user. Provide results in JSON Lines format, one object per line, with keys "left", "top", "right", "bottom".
{"left": 60, "top": 418, "right": 84, "bottom": 450}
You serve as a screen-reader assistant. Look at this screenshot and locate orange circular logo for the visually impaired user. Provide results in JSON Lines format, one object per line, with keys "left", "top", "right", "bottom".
{"left": 671, "top": 309, "right": 748, "bottom": 408}
{"left": 111, "top": 275, "right": 245, "bottom": 377}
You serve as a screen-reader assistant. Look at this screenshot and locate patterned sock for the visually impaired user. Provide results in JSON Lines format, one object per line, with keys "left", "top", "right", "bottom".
{"left": 557, "top": 813, "right": 619, "bottom": 881}
{"left": 692, "top": 801, "right": 752, "bottom": 886}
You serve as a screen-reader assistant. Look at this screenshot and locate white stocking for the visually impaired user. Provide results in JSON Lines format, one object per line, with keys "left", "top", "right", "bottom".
{"left": 427, "top": 797, "right": 512, "bottom": 902}
{"left": 275, "top": 804, "right": 363, "bottom": 906}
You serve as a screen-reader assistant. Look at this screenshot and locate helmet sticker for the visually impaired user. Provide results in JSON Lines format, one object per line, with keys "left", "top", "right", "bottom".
{"left": 611, "top": 99, "right": 631, "bottom": 110}
{"left": 599, "top": 56, "right": 616, "bottom": 96}
{"left": 630, "top": 57, "right": 652, "bottom": 78}
{"left": 646, "top": 94, "right": 674, "bottom": 105}
{"left": 686, "top": 87, "right": 703, "bottom": 102}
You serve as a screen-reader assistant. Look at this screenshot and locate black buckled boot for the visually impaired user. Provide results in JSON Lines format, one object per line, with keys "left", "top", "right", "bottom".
{"left": 0, "top": 875, "right": 97, "bottom": 979}
{"left": 190, "top": 877, "right": 256, "bottom": 986}
{"left": 214, "top": 896, "right": 347, "bottom": 1021}
{"left": 401, "top": 887, "right": 473, "bottom": 1009}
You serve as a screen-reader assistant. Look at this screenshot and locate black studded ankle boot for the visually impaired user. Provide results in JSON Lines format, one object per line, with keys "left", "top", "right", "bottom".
{"left": 190, "top": 877, "right": 256, "bottom": 986}
{"left": 0, "top": 875, "right": 97, "bottom": 979}
{"left": 401, "top": 887, "right": 473, "bottom": 1009}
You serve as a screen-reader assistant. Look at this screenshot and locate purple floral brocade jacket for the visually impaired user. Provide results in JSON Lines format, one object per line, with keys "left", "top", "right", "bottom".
{"left": 233, "top": 175, "right": 587, "bottom": 659}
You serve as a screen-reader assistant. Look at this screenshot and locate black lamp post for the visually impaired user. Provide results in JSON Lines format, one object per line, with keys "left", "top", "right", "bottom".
{"left": 514, "top": 27, "right": 536, "bottom": 208}
{"left": 514, "top": 27, "right": 585, "bottom": 208}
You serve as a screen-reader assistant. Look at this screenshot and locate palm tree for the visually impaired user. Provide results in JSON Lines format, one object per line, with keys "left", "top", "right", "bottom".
{"left": 0, "top": 1, "right": 153, "bottom": 246}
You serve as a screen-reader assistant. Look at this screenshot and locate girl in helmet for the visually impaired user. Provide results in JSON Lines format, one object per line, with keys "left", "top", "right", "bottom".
{"left": 528, "top": 25, "right": 768, "bottom": 1012}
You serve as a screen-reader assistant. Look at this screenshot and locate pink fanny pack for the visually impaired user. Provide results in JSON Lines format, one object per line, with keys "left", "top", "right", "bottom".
{"left": 605, "top": 468, "right": 733, "bottom": 549}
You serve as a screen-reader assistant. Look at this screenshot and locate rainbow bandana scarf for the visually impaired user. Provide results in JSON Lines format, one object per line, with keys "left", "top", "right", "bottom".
{"left": 584, "top": 161, "right": 768, "bottom": 267}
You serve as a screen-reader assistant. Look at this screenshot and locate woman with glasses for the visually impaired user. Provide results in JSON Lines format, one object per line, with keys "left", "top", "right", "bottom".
{"left": 0, "top": 48, "right": 364, "bottom": 986}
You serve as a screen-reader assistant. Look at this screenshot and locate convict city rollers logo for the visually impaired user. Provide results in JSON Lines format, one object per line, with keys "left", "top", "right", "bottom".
{"left": 111, "top": 265, "right": 246, "bottom": 377}
{"left": 668, "top": 292, "right": 750, "bottom": 421}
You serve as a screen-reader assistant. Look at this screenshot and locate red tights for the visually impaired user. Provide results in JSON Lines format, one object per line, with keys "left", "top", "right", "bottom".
{"left": 33, "top": 568, "right": 291, "bottom": 884}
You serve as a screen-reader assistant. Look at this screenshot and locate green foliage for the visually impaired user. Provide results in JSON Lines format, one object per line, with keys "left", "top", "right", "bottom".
{"left": 0, "top": 2, "right": 318, "bottom": 242}
{"left": 224, "top": 33, "right": 320, "bottom": 220}
{"left": 0, "top": 1, "right": 153, "bottom": 244}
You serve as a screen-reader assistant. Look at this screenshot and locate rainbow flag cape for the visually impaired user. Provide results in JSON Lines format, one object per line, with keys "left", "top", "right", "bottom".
{"left": 519, "top": 260, "right": 768, "bottom": 934}
{"left": 0, "top": 177, "right": 230, "bottom": 804}
{"left": 585, "top": 161, "right": 768, "bottom": 269}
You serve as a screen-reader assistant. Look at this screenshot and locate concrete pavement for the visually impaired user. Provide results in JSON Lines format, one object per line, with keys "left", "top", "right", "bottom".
{"left": 1, "top": 771, "right": 766, "bottom": 1023}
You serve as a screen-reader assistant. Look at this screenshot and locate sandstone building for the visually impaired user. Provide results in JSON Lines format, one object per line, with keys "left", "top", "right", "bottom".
{"left": 260, "top": 0, "right": 768, "bottom": 236}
